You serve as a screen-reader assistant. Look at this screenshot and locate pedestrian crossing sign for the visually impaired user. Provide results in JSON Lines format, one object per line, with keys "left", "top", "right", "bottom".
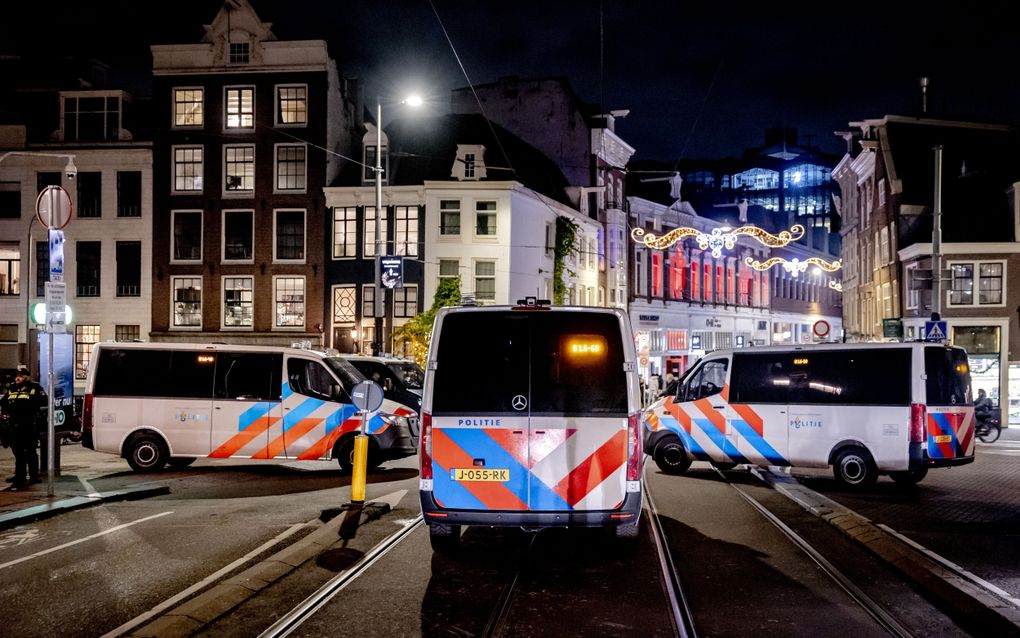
{"left": 924, "top": 320, "right": 947, "bottom": 342}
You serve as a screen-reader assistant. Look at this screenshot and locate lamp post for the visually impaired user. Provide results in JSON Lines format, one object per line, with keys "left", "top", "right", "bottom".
{"left": 0, "top": 152, "right": 77, "bottom": 363}
{"left": 371, "top": 96, "right": 422, "bottom": 356}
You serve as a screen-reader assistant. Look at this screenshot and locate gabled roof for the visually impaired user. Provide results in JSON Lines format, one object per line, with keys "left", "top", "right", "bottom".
{"left": 331, "top": 113, "right": 571, "bottom": 205}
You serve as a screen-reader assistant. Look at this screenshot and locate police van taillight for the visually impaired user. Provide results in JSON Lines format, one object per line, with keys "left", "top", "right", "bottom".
{"left": 626, "top": 412, "right": 642, "bottom": 481}
{"left": 83, "top": 393, "right": 94, "bottom": 433}
{"left": 420, "top": 412, "right": 433, "bottom": 481}
{"left": 910, "top": 403, "right": 927, "bottom": 443}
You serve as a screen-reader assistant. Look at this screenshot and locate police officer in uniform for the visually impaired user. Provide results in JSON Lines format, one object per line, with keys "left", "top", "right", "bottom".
{"left": 0, "top": 365, "right": 46, "bottom": 487}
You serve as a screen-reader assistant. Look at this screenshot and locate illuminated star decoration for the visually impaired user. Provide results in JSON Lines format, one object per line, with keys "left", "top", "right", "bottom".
{"left": 828, "top": 281, "right": 843, "bottom": 293}
{"left": 743, "top": 256, "right": 843, "bottom": 277}
{"left": 630, "top": 224, "right": 805, "bottom": 258}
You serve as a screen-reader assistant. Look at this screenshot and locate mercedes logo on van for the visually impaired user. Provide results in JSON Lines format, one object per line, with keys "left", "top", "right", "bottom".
{"left": 512, "top": 395, "right": 528, "bottom": 411}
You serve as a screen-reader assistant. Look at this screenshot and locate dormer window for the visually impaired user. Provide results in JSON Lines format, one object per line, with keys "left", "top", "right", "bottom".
{"left": 229, "top": 41, "right": 250, "bottom": 64}
{"left": 61, "top": 92, "right": 123, "bottom": 142}
{"left": 362, "top": 124, "right": 388, "bottom": 184}
{"left": 453, "top": 144, "right": 486, "bottom": 181}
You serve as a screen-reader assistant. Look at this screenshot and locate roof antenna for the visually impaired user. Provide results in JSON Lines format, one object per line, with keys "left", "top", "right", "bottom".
{"left": 919, "top": 77, "right": 929, "bottom": 114}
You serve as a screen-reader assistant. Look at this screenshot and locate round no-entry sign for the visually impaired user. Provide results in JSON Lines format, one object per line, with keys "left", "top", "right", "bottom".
{"left": 36, "top": 186, "right": 73, "bottom": 230}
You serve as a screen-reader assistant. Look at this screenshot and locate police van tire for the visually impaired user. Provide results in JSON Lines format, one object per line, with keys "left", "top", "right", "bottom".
{"left": 833, "top": 446, "right": 877, "bottom": 488}
{"left": 889, "top": 467, "right": 928, "bottom": 485}
{"left": 335, "top": 439, "right": 357, "bottom": 473}
{"left": 126, "top": 434, "right": 168, "bottom": 472}
{"left": 653, "top": 438, "right": 691, "bottom": 475}
{"left": 429, "top": 523, "right": 461, "bottom": 553}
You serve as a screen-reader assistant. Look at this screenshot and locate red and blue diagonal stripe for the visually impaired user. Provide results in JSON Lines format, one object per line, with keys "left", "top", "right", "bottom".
{"left": 432, "top": 428, "right": 528, "bottom": 510}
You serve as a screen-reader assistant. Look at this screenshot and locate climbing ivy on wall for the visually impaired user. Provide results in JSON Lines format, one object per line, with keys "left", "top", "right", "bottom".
{"left": 553, "top": 216, "right": 579, "bottom": 305}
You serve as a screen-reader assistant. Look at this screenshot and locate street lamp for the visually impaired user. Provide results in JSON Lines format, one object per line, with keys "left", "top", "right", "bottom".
{"left": 372, "top": 96, "right": 421, "bottom": 355}
{"left": 0, "top": 151, "right": 77, "bottom": 362}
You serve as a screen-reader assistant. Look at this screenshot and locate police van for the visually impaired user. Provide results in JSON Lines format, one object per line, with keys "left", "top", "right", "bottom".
{"left": 82, "top": 342, "right": 418, "bottom": 472}
{"left": 418, "top": 300, "right": 644, "bottom": 552}
{"left": 644, "top": 342, "right": 975, "bottom": 488}
{"left": 341, "top": 354, "right": 424, "bottom": 415}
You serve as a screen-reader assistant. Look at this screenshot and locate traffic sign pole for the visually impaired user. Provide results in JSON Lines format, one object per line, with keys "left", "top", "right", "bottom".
{"left": 347, "top": 380, "right": 385, "bottom": 505}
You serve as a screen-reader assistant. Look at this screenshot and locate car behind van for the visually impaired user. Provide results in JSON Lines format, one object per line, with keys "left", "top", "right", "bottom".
{"left": 419, "top": 301, "right": 644, "bottom": 552}
{"left": 82, "top": 342, "right": 418, "bottom": 472}
{"left": 341, "top": 354, "right": 423, "bottom": 415}
{"left": 644, "top": 342, "right": 975, "bottom": 487}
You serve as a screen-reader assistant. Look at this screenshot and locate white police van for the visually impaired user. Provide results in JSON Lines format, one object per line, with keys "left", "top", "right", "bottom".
{"left": 644, "top": 342, "right": 975, "bottom": 487}
{"left": 82, "top": 342, "right": 417, "bottom": 472}
{"left": 419, "top": 299, "right": 644, "bottom": 552}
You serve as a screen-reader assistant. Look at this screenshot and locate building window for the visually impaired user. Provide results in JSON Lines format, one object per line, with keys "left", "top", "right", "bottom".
{"left": 475, "top": 260, "right": 496, "bottom": 301}
{"left": 76, "top": 241, "right": 101, "bottom": 297}
{"left": 363, "top": 207, "right": 388, "bottom": 258}
{"left": 475, "top": 201, "right": 497, "bottom": 236}
{"left": 76, "top": 172, "right": 101, "bottom": 217}
{"left": 439, "top": 259, "right": 459, "bottom": 286}
{"left": 362, "top": 284, "right": 376, "bottom": 319}
{"left": 115, "top": 241, "right": 141, "bottom": 297}
{"left": 117, "top": 172, "right": 141, "bottom": 217}
{"left": 115, "top": 325, "right": 139, "bottom": 341}
{"left": 439, "top": 200, "right": 461, "bottom": 236}
{"left": 0, "top": 243, "right": 20, "bottom": 295}
{"left": 223, "top": 276, "right": 254, "bottom": 327}
{"left": 333, "top": 286, "right": 356, "bottom": 323}
{"left": 905, "top": 264, "right": 919, "bottom": 310}
{"left": 651, "top": 253, "right": 662, "bottom": 297}
{"left": 393, "top": 285, "right": 418, "bottom": 318}
{"left": 173, "top": 146, "right": 203, "bottom": 192}
{"left": 363, "top": 144, "right": 387, "bottom": 182}
{"left": 35, "top": 241, "right": 48, "bottom": 296}
{"left": 275, "top": 145, "right": 306, "bottom": 191}
{"left": 225, "top": 87, "right": 254, "bottom": 129}
{"left": 0, "top": 182, "right": 20, "bottom": 219}
{"left": 332, "top": 207, "right": 357, "bottom": 258}
{"left": 223, "top": 210, "right": 254, "bottom": 261}
{"left": 172, "top": 211, "right": 202, "bottom": 262}
{"left": 224, "top": 145, "right": 255, "bottom": 193}
{"left": 464, "top": 153, "right": 475, "bottom": 178}
{"left": 275, "top": 277, "right": 305, "bottom": 328}
{"left": 173, "top": 88, "right": 203, "bottom": 127}
{"left": 37, "top": 172, "right": 60, "bottom": 194}
{"left": 173, "top": 277, "right": 202, "bottom": 328}
{"left": 63, "top": 95, "right": 119, "bottom": 142}
{"left": 75, "top": 325, "right": 100, "bottom": 380}
{"left": 949, "top": 261, "right": 1005, "bottom": 306}
{"left": 394, "top": 206, "right": 419, "bottom": 256}
{"left": 276, "top": 85, "right": 307, "bottom": 125}
{"left": 228, "top": 41, "right": 250, "bottom": 64}
{"left": 274, "top": 210, "right": 305, "bottom": 261}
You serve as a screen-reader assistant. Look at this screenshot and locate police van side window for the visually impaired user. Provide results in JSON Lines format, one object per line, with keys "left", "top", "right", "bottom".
{"left": 683, "top": 359, "right": 727, "bottom": 401}
{"left": 94, "top": 348, "right": 172, "bottom": 397}
{"left": 214, "top": 353, "right": 282, "bottom": 401}
{"left": 288, "top": 359, "right": 340, "bottom": 400}
{"left": 166, "top": 352, "right": 217, "bottom": 398}
{"left": 790, "top": 349, "right": 911, "bottom": 405}
{"left": 730, "top": 354, "right": 793, "bottom": 404}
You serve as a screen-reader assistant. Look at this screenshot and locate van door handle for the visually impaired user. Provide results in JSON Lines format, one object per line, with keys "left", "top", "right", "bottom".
{"left": 712, "top": 404, "right": 725, "bottom": 409}
{"left": 512, "top": 430, "right": 524, "bottom": 434}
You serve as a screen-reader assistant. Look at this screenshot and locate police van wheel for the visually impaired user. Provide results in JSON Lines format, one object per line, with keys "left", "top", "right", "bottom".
{"left": 889, "top": 467, "right": 928, "bottom": 485}
{"left": 429, "top": 523, "right": 461, "bottom": 554}
{"left": 833, "top": 447, "right": 877, "bottom": 488}
{"left": 126, "top": 434, "right": 168, "bottom": 472}
{"left": 653, "top": 438, "right": 691, "bottom": 475}
{"left": 335, "top": 439, "right": 357, "bottom": 473}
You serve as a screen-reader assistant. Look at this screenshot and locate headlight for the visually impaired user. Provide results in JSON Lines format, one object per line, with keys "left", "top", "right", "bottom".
{"left": 381, "top": 414, "right": 409, "bottom": 428}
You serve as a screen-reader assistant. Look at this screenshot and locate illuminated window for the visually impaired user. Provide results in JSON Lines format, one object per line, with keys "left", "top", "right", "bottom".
{"left": 949, "top": 261, "right": 1004, "bottom": 306}
{"left": 393, "top": 284, "right": 418, "bottom": 318}
{"left": 704, "top": 264, "right": 712, "bottom": 302}
{"left": 651, "top": 253, "right": 662, "bottom": 297}
{"left": 224, "top": 145, "right": 255, "bottom": 192}
{"left": 75, "top": 324, "right": 100, "bottom": 380}
{"left": 276, "top": 85, "right": 307, "bottom": 125}
{"left": 275, "top": 277, "right": 305, "bottom": 328}
{"left": 727, "top": 265, "right": 736, "bottom": 304}
{"left": 363, "top": 207, "right": 388, "bottom": 257}
{"left": 332, "top": 285, "right": 356, "bottom": 323}
{"left": 172, "top": 277, "right": 202, "bottom": 328}
{"left": 0, "top": 243, "right": 20, "bottom": 296}
{"left": 223, "top": 276, "right": 253, "bottom": 327}
{"left": 115, "top": 325, "right": 139, "bottom": 341}
{"left": 690, "top": 261, "right": 699, "bottom": 300}
{"left": 332, "top": 207, "right": 357, "bottom": 258}
{"left": 173, "top": 88, "right": 203, "bottom": 127}
{"left": 275, "top": 144, "right": 306, "bottom": 191}
{"left": 361, "top": 284, "right": 376, "bottom": 319}
{"left": 173, "top": 146, "right": 203, "bottom": 192}
{"left": 394, "top": 206, "right": 419, "bottom": 256}
{"left": 225, "top": 87, "right": 254, "bottom": 129}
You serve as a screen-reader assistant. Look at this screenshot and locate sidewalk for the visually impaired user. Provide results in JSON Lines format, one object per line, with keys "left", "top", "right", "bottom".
{"left": 0, "top": 443, "right": 169, "bottom": 529}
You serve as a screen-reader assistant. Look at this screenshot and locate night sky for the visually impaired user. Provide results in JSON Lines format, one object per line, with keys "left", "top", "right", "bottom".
{"left": 3, "top": 1, "right": 1018, "bottom": 161}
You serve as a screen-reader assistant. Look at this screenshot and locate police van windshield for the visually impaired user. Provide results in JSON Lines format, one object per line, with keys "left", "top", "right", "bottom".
{"left": 432, "top": 311, "right": 628, "bottom": 416}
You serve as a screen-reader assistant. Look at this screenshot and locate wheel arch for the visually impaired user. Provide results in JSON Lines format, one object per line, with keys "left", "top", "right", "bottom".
{"left": 827, "top": 439, "right": 873, "bottom": 466}
{"left": 120, "top": 427, "right": 173, "bottom": 459}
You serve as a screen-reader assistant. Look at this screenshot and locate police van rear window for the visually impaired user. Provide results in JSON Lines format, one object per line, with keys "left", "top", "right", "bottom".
{"left": 924, "top": 347, "right": 972, "bottom": 406}
{"left": 432, "top": 311, "right": 628, "bottom": 416}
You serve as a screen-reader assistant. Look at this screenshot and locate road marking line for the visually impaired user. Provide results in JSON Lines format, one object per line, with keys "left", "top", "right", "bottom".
{"left": 101, "top": 521, "right": 307, "bottom": 638}
{"left": 0, "top": 511, "right": 174, "bottom": 571}
{"left": 79, "top": 477, "right": 101, "bottom": 498}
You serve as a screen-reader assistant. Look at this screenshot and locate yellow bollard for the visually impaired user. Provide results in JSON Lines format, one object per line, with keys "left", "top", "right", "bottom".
{"left": 350, "top": 434, "right": 370, "bottom": 502}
